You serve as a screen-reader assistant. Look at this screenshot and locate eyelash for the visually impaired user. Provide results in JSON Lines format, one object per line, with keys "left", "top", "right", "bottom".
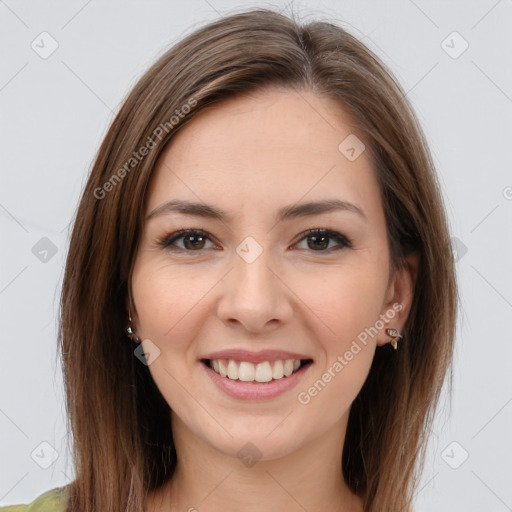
{"left": 156, "top": 228, "right": 353, "bottom": 254}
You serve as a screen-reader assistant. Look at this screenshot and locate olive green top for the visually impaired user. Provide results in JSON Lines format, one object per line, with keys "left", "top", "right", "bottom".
{"left": 0, "top": 486, "right": 69, "bottom": 512}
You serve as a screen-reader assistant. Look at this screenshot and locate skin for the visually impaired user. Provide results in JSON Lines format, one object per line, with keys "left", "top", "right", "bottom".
{"left": 130, "top": 87, "right": 418, "bottom": 512}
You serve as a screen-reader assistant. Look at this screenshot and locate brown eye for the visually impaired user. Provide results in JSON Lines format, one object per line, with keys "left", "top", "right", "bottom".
{"left": 182, "top": 233, "right": 207, "bottom": 250}
{"left": 158, "top": 228, "right": 352, "bottom": 254}
{"left": 295, "top": 229, "right": 352, "bottom": 252}
{"left": 307, "top": 233, "right": 329, "bottom": 250}
{"left": 159, "top": 229, "right": 215, "bottom": 252}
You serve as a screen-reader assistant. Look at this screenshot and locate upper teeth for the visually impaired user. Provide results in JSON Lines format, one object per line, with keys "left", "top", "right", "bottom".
{"left": 210, "top": 359, "right": 302, "bottom": 382}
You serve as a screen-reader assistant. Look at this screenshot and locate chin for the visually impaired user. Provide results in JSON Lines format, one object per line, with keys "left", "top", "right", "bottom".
{"left": 201, "top": 416, "right": 309, "bottom": 462}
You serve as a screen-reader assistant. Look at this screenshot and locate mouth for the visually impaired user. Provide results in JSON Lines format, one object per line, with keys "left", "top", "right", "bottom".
{"left": 200, "top": 358, "right": 314, "bottom": 383}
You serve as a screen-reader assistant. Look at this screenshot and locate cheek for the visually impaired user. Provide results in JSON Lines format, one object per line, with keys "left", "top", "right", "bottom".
{"left": 297, "top": 344, "right": 373, "bottom": 431}
{"left": 292, "top": 259, "right": 388, "bottom": 416}
{"left": 131, "top": 261, "right": 214, "bottom": 416}
{"left": 294, "top": 267, "right": 382, "bottom": 414}
{"left": 131, "top": 258, "right": 213, "bottom": 349}
{"left": 291, "top": 261, "right": 388, "bottom": 348}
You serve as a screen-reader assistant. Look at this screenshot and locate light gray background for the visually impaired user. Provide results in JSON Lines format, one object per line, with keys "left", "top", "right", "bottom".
{"left": 1, "top": 0, "right": 511, "bottom": 510}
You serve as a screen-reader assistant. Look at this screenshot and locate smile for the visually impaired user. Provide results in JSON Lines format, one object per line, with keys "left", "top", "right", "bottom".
{"left": 200, "top": 357, "right": 314, "bottom": 400}
{"left": 203, "top": 358, "right": 313, "bottom": 382}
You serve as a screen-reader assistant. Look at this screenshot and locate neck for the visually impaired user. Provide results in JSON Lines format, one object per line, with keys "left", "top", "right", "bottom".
{"left": 147, "top": 412, "right": 364, "bottom": 512}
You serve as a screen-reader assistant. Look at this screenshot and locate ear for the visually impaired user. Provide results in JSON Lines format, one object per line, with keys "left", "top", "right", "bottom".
{"left": 125, "top": 287, "right": 138, "bottom": 325}
{"left": 376, "top": 252, "right": 419, "bottom": 347}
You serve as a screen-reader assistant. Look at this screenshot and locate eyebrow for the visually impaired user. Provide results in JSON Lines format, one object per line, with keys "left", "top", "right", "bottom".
{"left": 146, "top": 198, "right": 367, "bottom": 223}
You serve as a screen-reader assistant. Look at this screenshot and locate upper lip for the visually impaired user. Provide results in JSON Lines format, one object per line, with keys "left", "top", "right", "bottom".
{"left": 200, "top": 349, "right": 313, "bottom": 364}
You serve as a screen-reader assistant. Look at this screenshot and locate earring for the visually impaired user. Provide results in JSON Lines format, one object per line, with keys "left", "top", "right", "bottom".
{"left": 385, "top": 328, "right": 403, "bottom": 350}
{"left": 126, "top": 312, "right": 141, "bottom": 344}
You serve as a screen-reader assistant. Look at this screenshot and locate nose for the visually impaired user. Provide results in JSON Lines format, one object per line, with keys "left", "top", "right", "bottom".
{"left": 216, "top": 245, "right": 294, "bottom": 334}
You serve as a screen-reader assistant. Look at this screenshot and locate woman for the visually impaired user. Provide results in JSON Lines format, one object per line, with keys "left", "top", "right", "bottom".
{"left": 1, "top": 7, "right": 457, "bottom": 512}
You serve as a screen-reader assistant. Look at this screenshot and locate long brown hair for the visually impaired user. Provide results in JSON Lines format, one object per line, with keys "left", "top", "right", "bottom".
{"left": 58, "top": 7, "right": 458, "bottom": 512}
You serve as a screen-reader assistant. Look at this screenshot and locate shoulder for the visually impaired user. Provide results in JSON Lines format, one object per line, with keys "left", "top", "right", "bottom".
{"left": 0, "top": 486, "right": 69, "bottom": 512}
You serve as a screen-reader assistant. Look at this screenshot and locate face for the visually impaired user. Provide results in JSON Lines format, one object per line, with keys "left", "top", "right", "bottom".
{"left": 130, "top": 87, "right": 414, "bottom": 461}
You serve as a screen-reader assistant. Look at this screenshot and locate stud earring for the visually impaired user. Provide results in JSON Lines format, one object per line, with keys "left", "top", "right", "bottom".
{"left": 385, "top": 328, "right": 403, "bottom": 350}
{"left": 126, "top": 311, "right": 141, "bottom": 344}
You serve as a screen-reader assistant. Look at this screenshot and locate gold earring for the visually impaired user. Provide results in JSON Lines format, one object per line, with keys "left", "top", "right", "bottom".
{"left": 385, "top": 328, "right": 403, "bottom": 350}
{"left": 126, "top": 311, "right": 141, "bottom": 344}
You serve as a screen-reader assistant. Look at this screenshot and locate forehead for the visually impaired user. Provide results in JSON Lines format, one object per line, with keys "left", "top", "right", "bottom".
{"left": 145, "top": 88, "right": 381, "bottom": 223}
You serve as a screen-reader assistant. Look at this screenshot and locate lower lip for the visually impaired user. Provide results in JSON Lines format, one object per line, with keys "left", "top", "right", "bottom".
{"left": 201, "top": 361, "right": 312, "bottom": 400}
